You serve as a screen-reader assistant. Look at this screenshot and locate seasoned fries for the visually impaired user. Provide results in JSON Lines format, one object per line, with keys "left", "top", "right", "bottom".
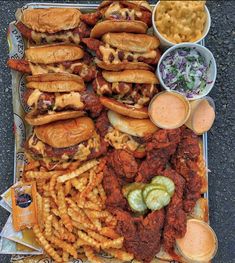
{"left": 27, "top": 159, "right": 127, "bottom": 262}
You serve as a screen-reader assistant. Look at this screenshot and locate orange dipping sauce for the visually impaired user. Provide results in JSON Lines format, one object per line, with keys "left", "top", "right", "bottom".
{"left": 149, "top": 91, "right": 190, "bottom": 129}
{"left": 176, "top": 219, "right": 218, "bottom": 262}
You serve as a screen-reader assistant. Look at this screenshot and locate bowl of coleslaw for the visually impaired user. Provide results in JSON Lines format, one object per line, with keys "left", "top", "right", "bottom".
{"left": 157, "top": 43, "right": 217, "bottom": 100}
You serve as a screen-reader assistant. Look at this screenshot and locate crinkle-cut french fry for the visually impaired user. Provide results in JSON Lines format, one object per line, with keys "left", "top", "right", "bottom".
{"left": 62, "top": 251, "right": 69, "bottom": 263}
{"left": 71, "top": 177, "right": 88, "bottom": 192}
{"left": 84, "top": 210, "right": 102, "bottom": 230}
{"left": 36, "top": 180, "right": 46, "bottom": 195}
{"left": 78, "top": 200, "right": 102, "bottom": 211}
{"left": 97, "top": 184, "right": 106, "bottom": 205}
{"left": 49, "top": 236, "right": 78, "bottom": 259}
{"left": 55, "top": 219, "right": 76, "bottom": 243}
{"left": 66, "top": 198, "right": 90, "bottom": 222}
{"left": 87, "top": 230, "right": 110, "bottom": 243}
{"left": 76, "top": 238, "right": 90, "bottom": 248}
{"left": 36, "top": 193, "right": 44, "bottom": 232}
{"left": 53, "top": 230, "right": 61, "bottom": 239}
{"left": 96, "top": 158, "right": 106, "bottom": 173}
{"left": 26, "top": 170, "right": 64, "bottom": 180}
{"left": 100, "top": 227, "right": 121, "bottom": 240}
{"left": 68, "top": 208, "right": 96, "bottom": 231}
{"left": 80, "top": 172, "right": 103, "bottom": 199}
{"left": 57, "top": 160, "right": 99, "bottom": 183}
{"left": 106, "top": 215, "right": 117, "bottom": 227}
{"left": 77, "top": 231, "right": 100, "bottom": 250}
{"left": 84, "top": 245, "right": 103, "bottom": 263}
{"left": 42, "top": 197, "right": 50, "bottom": 225}
{"left": 51, "top": 208, "right": 60, "bottom": 217}
{"left": 104, "top": 248, "right": 134, "bottom": 261}
{"left": 49, "top": 173, "right": 60, "bottom": 203}
{"left": 87, "top": 189, "right": 103, "bottom": 207}
{"left": 44, "top": 214, "right": 53, "bottom": 238}
{"left": 101, "top": 237, "right": 124, "bottom": 249}
{"left": 24, "top": 158, "right": 40, "bottom": 172}
{"left": 72, "top": 221, "right": 88, "bottom": 231}
{"left": 57, "top": 184, "right": 73, "bottom": 232}
{"left": 64, "top": 180, "right": 72, "bottom": 196}
{"left": 33, "top": 225, "right": 62, "bottom": 263}
{"left": 84, "top": 209, "right": 111, "bottom": 220}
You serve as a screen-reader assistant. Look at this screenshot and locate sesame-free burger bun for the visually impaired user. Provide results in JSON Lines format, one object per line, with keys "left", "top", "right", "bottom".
{"left": 102, "top": 70, "right": 159, "bottom": 84}
{"left": 108, "top": 110, "right": 158, "bottom": 137}
{"left": 90, "top": 20, "right": 147, "bottom": 38}
{"left": 34, "top": 117, "right": 95, "bottom": 148}
{"left": 26, "top": 73, "right": 85, "bottom": 92}
{"left": 25, "top": 44, "right": 84, "bottom": 64}
{"left": 100, "top": 96, "right": 148, "bottom": 119}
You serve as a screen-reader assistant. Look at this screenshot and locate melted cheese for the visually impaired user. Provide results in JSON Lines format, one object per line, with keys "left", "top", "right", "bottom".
{"left": 29, "top": 62, "right": 71, "bottom": 75}
{"left": 54, "top": 92, "right": 84, "bottom": 109}
{"left": 27, "top": 89, "right": 42, "bottom": 107}
{"left": 28, "top": 135, "right": 45, "bottom": 156}
{"left": 99, "top": 44, "right": 156, "bottom": 64}
{"left": 31, "top": 31, "right": 80, "bottom": 45}
{"left": 105, "top": 128, "right": 139, "bottom": 151}
{"left": 105, "top": 2, "right": 142, "bottom": 20}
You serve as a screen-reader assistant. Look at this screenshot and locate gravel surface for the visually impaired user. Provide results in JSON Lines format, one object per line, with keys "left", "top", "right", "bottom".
{"left": 0, "top": 1, "right": 234, "bottom": 262}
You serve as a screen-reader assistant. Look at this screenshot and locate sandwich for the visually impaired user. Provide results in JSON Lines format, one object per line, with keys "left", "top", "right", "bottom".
{"left": 24, "top": 73, "right": 103, "bottom": 125}
{"left": 83, "top": 32, "right": 161, "bottom": 71}
{"left": 93, "top": 70, "right": 159, "bottom": 119}
{"left": 90, "top": 0, "right": 152, "bottom": 38}
{"left": 15, "top": 8, "right": 98, "bottom": 44}
{"left": 96, "top": 110, "right": 158, "bottom": 158}
{"left": 7, "top": 44, "right": 96, "bottom": 82}
{"left": 25, "top": 117, "right": 108, "bottom": 170}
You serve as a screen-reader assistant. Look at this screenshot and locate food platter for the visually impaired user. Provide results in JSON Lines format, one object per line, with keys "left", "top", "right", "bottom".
{"left": 0, "top": 1, "right": 217, "bottom": 263}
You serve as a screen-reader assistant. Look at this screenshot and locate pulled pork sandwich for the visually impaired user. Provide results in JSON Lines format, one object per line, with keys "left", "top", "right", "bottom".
{"left": 15, "top": 8, "right": 99, "bottom": 44}
{"left": 97, "top": 110, "right": 158, "bottom": 158}
{"left": 24, "top": 73, "right": 103, "bottom": 125}
{"left": 90, "top": 0, "right": 151, "bottom": 38}
{"left": 82, "top": 33, "right": 161, "bottom": 71}
{"left": 7, "top": 44, "right": 96, "bottom": 82}
{"left": 25, "top": 117, "right": 108, "bottom": 170}
{"left": 93, "top": 70, "right": 159, "bottom": 119}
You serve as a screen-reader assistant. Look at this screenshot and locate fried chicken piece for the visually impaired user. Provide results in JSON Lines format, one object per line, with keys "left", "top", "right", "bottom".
{"left": 109, "top": 150, "right": 138, "bottom": 182}
{"left": 171, "top": 128, "right": 202, "bottom": 213}
{"left": 137, "top": 128, "right": 181, "bottom": 183}
{"left": 95, "top": 111, "right": 110, "bottom": 137}
{"left": 102, "top": 166, "right": 127, "bottom": 211}
{"left": 115, "top": 209, "right": 165, "bottom": 263}
{"left": 162, "top": 168, "right": 187, "bottom": 258}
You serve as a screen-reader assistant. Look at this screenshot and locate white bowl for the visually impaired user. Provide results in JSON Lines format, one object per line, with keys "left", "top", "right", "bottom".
{"left": 152, "top": 1, "right": 211, "bottom": 49}
{"left": 156, "top": 43, "right": 217, "bottom": 100}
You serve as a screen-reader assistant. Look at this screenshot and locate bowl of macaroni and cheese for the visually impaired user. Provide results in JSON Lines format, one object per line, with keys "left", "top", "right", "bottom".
{"left": 152, "top": 1, "right": 211, "bottom": 48}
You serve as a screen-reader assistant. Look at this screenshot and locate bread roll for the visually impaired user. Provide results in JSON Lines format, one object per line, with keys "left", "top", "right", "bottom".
{"left": 102, "top": 70, "right": 159, "bottom": 84}
{"left": 99, "top": 0, "right": 151, "bottom": 12}
{"left": 108, "top": 110, "right": 158, "bottom": 137}
{"left": 96, "top": 60, "right": 153, "bottom": 71}
{"left": 21, "top": 8, "right": 81, "bottom": 33}
{"left": 34, "top": 117, "right": 94, "bottom": 148}
{"left": 100, "top": 96, "right": 148, "bottom": 119}
{"left": 25, "top": 111, "right": 85, "bottom": 126}
{"left": 25, "top": 45, "right": 84, "bottom": 64}
{"left": 91, "top": 20, "right": 147, "bottom": 38}
{"left": 102, "top": 33, "right": 160, "bottom": 52}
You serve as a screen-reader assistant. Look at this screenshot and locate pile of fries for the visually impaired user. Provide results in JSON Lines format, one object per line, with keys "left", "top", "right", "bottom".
{"left": 24, "top": 159, "right": 133, "bottom": 263}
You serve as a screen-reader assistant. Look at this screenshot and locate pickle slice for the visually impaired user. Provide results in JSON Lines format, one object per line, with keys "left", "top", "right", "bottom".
{"left": 145, "top": 189, "right": 171, "bottom": 211}
{"left": 122, "top": 183, "right": 145, "bottom": 198}
{"left": 142, "top": 184, "right": 166, "bottom": 201}
{"left": 127, "top": 189, "right": 147, "bottom": 213}
{"left": 151, "top": 176, "right": 175, "bottom": 197}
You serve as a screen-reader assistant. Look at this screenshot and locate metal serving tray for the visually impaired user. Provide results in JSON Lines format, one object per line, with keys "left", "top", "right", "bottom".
{"left": 3, "top": 2, "right": 209, "bottom": 262}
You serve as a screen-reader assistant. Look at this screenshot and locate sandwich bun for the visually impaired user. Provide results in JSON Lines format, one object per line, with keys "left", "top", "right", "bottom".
{"left": 96, "top": 60, "right": 153, "bottom": 71}
{"left": 90, "top": 20, "right": 147, "bottom": 38}
{"left": 99, "top": 0, "right": 151, "bottom": 12}
{"left": 102, "top": 33, "right": 160, "bottom": 52}
{"left": 25, "top": 110, "right": 85, "bottom": 126}
{"left": 102, "top": 70, "right": 159, "bottom": 84}
{"left": 26, "top": 73, "right": 85, "bottom": 92}
{"left": 34, "top": 116, "right": 95, "bottom": 148}
{"left": 108, "top": 110, "right": 158, "bottom": 137}
{"left": 25, "top": 45, "right": 84, "bottom": 64}
{"left": 100, "top": 96, "right": 148, "bottom": 119}
{"left": 21, "top": 8, "right": 81, "bottom": 33}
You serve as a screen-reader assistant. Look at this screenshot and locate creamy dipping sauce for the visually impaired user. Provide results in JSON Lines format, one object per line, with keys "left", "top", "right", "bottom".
{"left": 176, "top": 219, "right": 218, "bottom": 262}
{"left": 149, "top": 92, "right": 190, "bottom": 129}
